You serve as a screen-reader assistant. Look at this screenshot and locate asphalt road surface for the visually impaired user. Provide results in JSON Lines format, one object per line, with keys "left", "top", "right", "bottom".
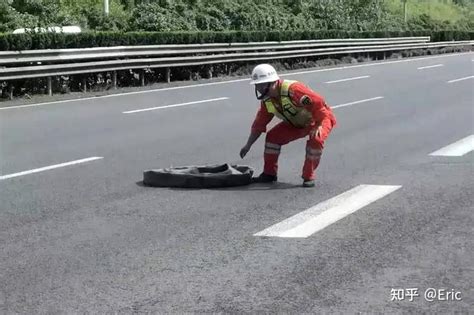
{"left": 1, "top": 53, "right": 473, "bottom": 313}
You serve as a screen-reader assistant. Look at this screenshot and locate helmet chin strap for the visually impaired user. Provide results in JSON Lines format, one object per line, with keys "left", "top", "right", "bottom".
{"left": 255, "top": 83, "right": 271, "bottom": 100}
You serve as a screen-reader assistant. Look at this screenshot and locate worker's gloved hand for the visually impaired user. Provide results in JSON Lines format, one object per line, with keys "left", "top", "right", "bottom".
{"left": 309, "top": 125, "right": 322, "bottom": 139}
{"left": 240, "top": 145, "right": 251, "bottom": 158}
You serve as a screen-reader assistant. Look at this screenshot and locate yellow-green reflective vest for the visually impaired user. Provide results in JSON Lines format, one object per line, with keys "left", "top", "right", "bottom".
{"left": 264, "top": 80, "right": 313, "bottom": 128}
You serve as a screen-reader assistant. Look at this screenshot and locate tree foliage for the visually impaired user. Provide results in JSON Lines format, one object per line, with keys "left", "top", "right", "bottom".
{"left": 0, "top": 0, "right": 472, "bottom": 33}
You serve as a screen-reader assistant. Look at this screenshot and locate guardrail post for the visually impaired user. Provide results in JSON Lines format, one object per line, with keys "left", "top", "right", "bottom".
{"left": 8, "top": 84, "right": 14, "bottom": 100}
{"left": 140, "top": 70, "right": 145, "bottom": 86}
{"left": 207, "top": 66, "right": 213, "bottom": 79}
{"left": 112, "top": 71, "right": 117, "bottom": 89}
{"left": 166, "top": 67, "right": 171, "bottom": 83}
{"left": 47, "top": 77, "right": 52, "bottom": 96}
{"left": 82, "top": 77, "right": 87, "bottom": 93}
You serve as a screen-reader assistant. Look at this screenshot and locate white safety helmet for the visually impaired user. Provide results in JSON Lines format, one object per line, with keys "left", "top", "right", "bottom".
{"left": 250, "top": 64, "right": 279, "bottom": 99}
{"left": 249, "top": 64, "right": 279, "bottom": 85}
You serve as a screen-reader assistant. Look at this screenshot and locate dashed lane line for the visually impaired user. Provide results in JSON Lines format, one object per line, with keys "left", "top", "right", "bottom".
{"left": 254, "top": 184, "right": 402, "bottom": 238}
{"left": 429, "top": 135, "right": 474, "bottom": 157}
{"left": 325, "top": 76, "right": 370, "bottom": 84}
{"left": 122, "top": 97, "right": 229, "bottom": 114}
{"left": 331, "top": 96, "right": 384, "bottom": 109}
{"left": 0, "top": 157, "right": 104, "bottom": 180}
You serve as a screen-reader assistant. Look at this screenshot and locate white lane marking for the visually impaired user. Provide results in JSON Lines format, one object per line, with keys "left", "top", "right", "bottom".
{"left": 417, "top": 64, "right": 443, "bottom": 70}
{"left": 429, "top": 135, "right": 474, "bottom": 156}
{"left": 280, "top": 52, "right": 472, "bottom": 76}
{"left": 447, "top": 76, "right": 474, "bottom": 83}
{"left": 325, "top": 75, "right": 370, "bottom": 84}
{"left": 0, "top": 157, "right": 103, "bottom": 180}
{"left": 0, "top": 97, "right": 105, "bottom": 110}
{"left": 254, "top": 185, "right": 402, "bottom": 238}
{"left": 331, "top": 96, "right": 384, "bottom": 109}
{"left": 0, "top": 52, "right": 471, "bottom": 111}
{"left": 0, "top": 81, "right": 245, "bottom": 111}
{"left": 122, "top": 97, "right": 229, "bottom": 114}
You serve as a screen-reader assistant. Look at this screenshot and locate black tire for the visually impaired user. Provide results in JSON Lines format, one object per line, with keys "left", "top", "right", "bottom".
{"left": 143, "top": 164, "right": 254, "bottom": 188}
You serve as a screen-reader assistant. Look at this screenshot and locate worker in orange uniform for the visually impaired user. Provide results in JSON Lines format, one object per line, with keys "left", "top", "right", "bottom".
{"left": 240, "top": 64, "right": 337, "bottom": 187}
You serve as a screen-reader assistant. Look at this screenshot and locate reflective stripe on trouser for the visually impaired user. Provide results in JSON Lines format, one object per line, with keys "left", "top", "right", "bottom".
{"left": 303, "top": 144, "right": 323, "bottom": 180}
{"left": 305, "top": 147, "right": 322, "bottom": 161}
{"left": 264, "top": 142, "right": 281, "bottom": 155}
{"left": 263, "top": 142, "right": 281, "bottom": 175}
{"left": 264, "top": 120, "right": 333, "bottom": 178}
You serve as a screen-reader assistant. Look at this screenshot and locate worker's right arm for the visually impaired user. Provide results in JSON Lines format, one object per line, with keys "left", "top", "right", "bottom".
{"left": 250, "top": 102, "right": 273, "bottom": 134}
{"left": 240, "top": 103, "right": 273, "bottom": 158}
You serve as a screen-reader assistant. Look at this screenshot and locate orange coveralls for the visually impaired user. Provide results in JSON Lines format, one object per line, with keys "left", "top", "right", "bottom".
{"left": 251, "top": 79, "right": 337, "bottom": 180}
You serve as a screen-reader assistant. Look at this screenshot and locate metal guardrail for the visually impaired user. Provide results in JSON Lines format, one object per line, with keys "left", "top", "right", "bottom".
{"left": 1, "top": 40, "right": 471, "bottom": 80}
{"left": 0, "top": 37, "right": 472, "bottom": 98}
{"left": 0, "top": 37, "right": 431, "bottom": 64}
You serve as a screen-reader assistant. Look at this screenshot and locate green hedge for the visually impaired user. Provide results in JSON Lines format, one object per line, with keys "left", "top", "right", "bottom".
{"left": 0, "top": 30, "right": 472, "bottom": 51}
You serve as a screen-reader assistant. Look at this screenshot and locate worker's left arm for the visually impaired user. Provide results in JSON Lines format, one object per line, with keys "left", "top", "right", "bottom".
{"left": 289, "top": 83, "right": 336, "bottom": 139}
{"left": 309, "top": 97, "right": 336, "bottom": 139}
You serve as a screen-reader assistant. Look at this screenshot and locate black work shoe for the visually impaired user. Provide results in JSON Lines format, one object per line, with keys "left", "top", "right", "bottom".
{"left": 302, "top": 179, "right": 315, "bottom": 187}
{"left": 252, "top": 172, "right": 278, "bottom": 183}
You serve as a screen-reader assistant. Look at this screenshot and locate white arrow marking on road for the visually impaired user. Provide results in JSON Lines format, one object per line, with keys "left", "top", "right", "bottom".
{"left": 254, "top": 184, "right": 401, "bottom": 238}
{"left": 123, "top": 97, "right": 229, "bottom": 114}
{"left": 447, "top": 76, "right": 474, "bottom": 83}
{"left": 429, "top": 135, "right": 474, "bottom": 157}
{"left": 417, "top": 64, "right": 443, "bottom": 70}
{"left": 0, "top": 157, "right": 103, "bottom": 180}
{"left": 331, "top": 96, "right": 384, "bottom": 109}
{"left": 325, "top": 76, "right": 370, "bottom": 84}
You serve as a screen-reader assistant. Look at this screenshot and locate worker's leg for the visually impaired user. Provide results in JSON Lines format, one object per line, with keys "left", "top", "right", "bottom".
{"left": 302, "top": 119, "right": 334, "bottom": 181}
{"left": 264, "top": 122, "right": 308, "bottom": 176}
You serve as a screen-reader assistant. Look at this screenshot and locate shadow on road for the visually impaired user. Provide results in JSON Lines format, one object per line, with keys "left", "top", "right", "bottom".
{"left": 209, "top": 182, "right": 302, "bottom": 191}
{"left": 135, "top": 181, "right": 302, "bottom": 191}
